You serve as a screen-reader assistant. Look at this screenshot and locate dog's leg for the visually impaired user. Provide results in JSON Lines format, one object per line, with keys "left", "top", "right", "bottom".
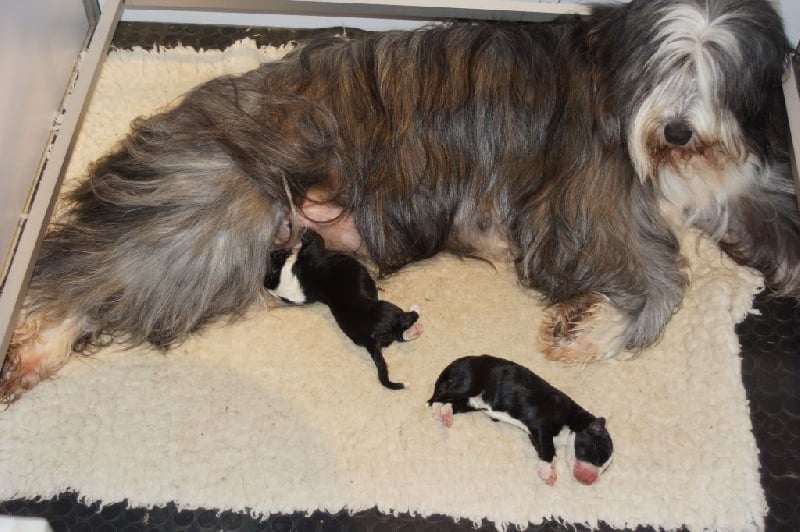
{"left": 1, "top": 307, "right": 84, "bottom": 402}
{"left": 538, "top": 252, "right": 686, "bottom": 365}
{"left": 528, "top": 427, "right": 558, "bottom": 485}
{"left": 516, "top": 157, "right": 687, "bottom": 363}
{"left": 540, "top": 293, "right": 631, "bottom": 364}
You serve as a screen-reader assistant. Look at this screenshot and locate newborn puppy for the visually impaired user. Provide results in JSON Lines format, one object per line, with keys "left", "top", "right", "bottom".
{"left": 266, "top": 229, "right": 422, "bottom": 390}
{"left": 428, "top": 354, "right": 613, "bottom": 485}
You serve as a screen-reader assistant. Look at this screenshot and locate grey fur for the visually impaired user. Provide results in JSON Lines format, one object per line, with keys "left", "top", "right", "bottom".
{"left": 2, "top": 0, "right": 797, "bottom": 398}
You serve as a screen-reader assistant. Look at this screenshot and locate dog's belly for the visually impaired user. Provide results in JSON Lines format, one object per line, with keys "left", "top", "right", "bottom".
{"left": 468, "top": 395, "right": 530, "bottom": 433}
{"left": 296, "top": 201, "right": 362, "bottom": 253}
{"left": 283, "top": 195, "right": 512, "bottom": 263}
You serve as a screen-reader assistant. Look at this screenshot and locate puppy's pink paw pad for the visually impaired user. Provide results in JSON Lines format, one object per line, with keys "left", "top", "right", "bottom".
{"left": 403, "top": 321, "right": 423, "bottom": 341}
{"left": 430, "top": 402, "right": 453, "bottom": 427}
{"left": 537, "top": 460, "right": 557, "bottom": 486}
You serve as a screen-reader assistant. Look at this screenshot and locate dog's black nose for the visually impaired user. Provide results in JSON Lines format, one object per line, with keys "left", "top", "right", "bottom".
{"left": 663, "top": 121, "right": 693, "bottom": 145}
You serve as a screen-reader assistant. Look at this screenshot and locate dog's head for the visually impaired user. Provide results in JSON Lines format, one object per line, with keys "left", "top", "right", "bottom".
{"left": 265, "top": 229, "right": 328, "bottom": 304}
{"left": 565, "top": 418, "right": 614, "bottom": 485}
{"left": 596, "top": 0, "right": 790, "bottom": 228}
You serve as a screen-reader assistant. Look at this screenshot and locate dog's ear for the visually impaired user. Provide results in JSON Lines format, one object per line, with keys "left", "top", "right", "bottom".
{"left": 588, "top": 417, "right": 607, "bottom": 434}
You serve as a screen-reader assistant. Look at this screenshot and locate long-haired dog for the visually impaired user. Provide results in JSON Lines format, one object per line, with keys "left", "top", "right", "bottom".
{"left": 2, "top": 0, "right": 797, "bottom": 401}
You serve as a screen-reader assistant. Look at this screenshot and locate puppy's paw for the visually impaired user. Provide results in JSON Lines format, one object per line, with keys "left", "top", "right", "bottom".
{"left": 536, "top": 460, "right": 557, "bottom": 486}
{"left": 540, "top": 292, "right": 628, "bottom": 364}
{"left": 402, "top": 320, "right": 423, "bottom": 341}
{"left": 430, "top": 402, "right": 454, "bottom": 427}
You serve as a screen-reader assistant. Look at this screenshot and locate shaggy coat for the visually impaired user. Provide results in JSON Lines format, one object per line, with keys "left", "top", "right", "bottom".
{"left": 1, "top": 0, "right": 797, "bottom": 400}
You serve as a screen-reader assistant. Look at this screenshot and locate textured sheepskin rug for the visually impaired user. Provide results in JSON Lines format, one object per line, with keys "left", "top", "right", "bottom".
{"left": 0, "top": 39, "right": 766, "bottom": 531}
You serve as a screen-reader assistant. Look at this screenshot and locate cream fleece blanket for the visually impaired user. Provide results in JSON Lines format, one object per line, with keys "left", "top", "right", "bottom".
{"left": 0, "top": 39, "right": 766, "bottom": 531}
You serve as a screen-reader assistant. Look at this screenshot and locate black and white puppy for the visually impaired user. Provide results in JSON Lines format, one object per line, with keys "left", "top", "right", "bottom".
{"left": 428, "top": 354, "right": 613, "bottom": 485}
{"left": 266, "top": 229, "right": 423, "bottom": 390}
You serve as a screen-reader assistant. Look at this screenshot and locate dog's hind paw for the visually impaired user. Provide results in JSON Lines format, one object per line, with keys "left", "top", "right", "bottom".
{"left": 540, "top": 292, "right": 629, "bottom": 364}
{"left": 1, "top": 314, "right": 81, "bottom": 403}
{"left": 430, "top": 402, "right": 454, "bottom": 427}
{"left": 0, "top": 352, "right": 44, "bottom": 404}
{"left": 402, "top": 320, "right": 423, "bottom": 341}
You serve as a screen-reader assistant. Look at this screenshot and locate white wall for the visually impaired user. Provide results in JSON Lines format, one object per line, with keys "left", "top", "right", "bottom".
{"left": 108, "top": 0, "right": 797, "bottom": 43}
{"left": 779, "top": 0, "right": 799, "bottom": 45}
{"left": 0, "top": 1, "right": 89, "bottom": 276}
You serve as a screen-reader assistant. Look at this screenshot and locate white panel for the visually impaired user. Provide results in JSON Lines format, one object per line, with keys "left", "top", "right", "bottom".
{"left": 111, "top": 0, "right": 591, "bottom": 28}
{"left": 779, "top": 0, "right": 799, "bottom": 45}
{"left": 0, "top": 1, "right": 88, "bottom": 275}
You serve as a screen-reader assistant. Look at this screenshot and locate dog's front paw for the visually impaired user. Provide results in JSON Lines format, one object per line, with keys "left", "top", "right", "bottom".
{"left": 540, "top": 292, "right": 629, "bottom": 364}
{"left": 430, "top": 402, "right": 454, "bottom": 427}
{"left": 536, "top": 460, "right": 557, "bottom": 486}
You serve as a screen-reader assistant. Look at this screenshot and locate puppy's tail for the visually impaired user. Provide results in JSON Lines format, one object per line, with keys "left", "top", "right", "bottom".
{"left": 367, "top": 346, "right": 405, "bottom": 390}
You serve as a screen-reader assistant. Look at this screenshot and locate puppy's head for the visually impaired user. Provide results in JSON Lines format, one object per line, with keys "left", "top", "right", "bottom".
{"left": 265, "top": 229, "right": 329, "bottom": 304}
{"left": 427, "top": 356, "right": 484, "bottom": 405}
{"left": 297, "top": 228, "right": 326, "bottom": 262}
{"left": 565, "top": 417, "right": 614, "bottom": 485}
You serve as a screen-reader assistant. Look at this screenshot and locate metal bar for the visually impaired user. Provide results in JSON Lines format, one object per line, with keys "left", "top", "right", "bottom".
{"left": 123, "top": 0, "right": 587, "bottom": 22}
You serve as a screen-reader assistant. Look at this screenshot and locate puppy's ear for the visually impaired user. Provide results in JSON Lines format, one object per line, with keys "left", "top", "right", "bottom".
{"left": 588, "top": 418, "right": 607, "bottom": 434}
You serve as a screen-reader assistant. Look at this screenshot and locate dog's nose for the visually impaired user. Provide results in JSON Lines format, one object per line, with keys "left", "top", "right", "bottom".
{"left": 663, "top": 121, "right": 693, "bottom": 145}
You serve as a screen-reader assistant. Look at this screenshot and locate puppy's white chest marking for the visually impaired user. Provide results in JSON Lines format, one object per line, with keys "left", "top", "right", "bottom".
{"left": 468, "top": 395, "right": 530, "bottom": 434}
{"left": 269, "top": 254, "right": 306, "bottom": 304}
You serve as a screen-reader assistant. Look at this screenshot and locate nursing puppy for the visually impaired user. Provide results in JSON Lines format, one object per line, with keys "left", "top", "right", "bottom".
{"left": 3, "top": 0, "right": 798, "bottom": 401}
{"left": 266, "top": 229, "right": 422, "bottom": 390}
{"left": 429, "top": 355, "right": 613, "bottom": 485}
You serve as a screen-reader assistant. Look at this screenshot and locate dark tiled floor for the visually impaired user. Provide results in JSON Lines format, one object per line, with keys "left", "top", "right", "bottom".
{"left": 2, "top": 22, "right": 799, "bottom": 532}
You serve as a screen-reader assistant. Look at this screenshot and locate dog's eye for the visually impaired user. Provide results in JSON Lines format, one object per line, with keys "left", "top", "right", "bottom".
{"left": 663, "top": 121, "right": 693, "bottom": 146}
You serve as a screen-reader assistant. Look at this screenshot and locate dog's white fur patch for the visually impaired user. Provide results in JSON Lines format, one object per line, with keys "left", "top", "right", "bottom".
{"left": 268, "top": 254, "right": 306, "bottom": 303}
{"left": 468, "top": 395, "right": 531, "bottom": 433}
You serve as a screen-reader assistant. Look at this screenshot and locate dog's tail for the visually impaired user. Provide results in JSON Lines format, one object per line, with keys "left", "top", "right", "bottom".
{"left": 366, "top": 345, "right": 405, "bottom": 390}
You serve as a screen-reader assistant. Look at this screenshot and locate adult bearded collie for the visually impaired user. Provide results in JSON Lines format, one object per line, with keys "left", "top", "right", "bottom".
{"left": 2, "top": 0, "right": 797, "bottom": 401}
